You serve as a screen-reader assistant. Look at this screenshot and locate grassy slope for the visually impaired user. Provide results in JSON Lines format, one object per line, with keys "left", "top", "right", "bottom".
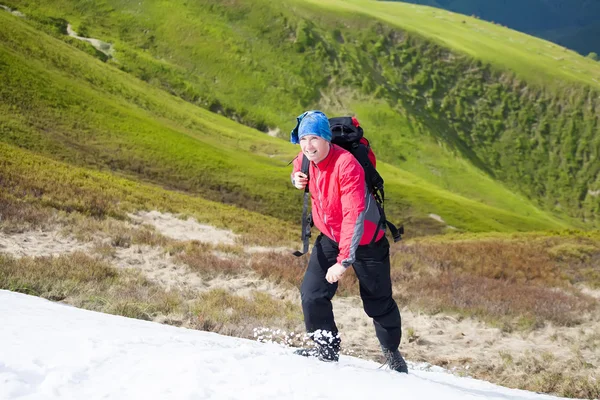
{"left": 5, "top": 0, "right": 597, "bottom": 226}
{"left": 0, "top": 10, "right": 577, "bottom": 234}
{"left": 0, "top": 142, "right": 297, "bottom": 246}
{"left": 3, "top": 0, "right": 590, "bottom": 223}
{"left": 307, "top": 0, "right": 600, "bottom": 88}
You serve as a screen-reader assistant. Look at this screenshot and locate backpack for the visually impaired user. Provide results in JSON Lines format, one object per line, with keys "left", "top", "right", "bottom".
{"left": 292, "top": 116, "right": 404, "bottom": 257}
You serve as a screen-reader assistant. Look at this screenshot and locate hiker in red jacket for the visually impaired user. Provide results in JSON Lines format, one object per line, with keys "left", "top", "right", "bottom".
{"left": 290, "top": 110, "right": 408, "bottom": 373}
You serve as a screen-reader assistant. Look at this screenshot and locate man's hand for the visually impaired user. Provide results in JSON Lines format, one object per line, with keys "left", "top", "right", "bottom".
{"left": 326, "top": 263, "right": 347, "bottom": 284}
{"left": 292, "top": 172, "right": 308, "bottom": 190}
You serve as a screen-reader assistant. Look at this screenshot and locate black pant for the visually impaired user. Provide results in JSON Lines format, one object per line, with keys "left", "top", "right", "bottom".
{"left": 300, "top": 234, "right": 402, "bottom": 351}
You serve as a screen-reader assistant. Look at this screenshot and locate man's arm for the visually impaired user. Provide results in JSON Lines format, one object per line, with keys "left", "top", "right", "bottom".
{"left": 336, "top": 157, "right": 366, "bottom": 269}
{"left": 290, "top": 154, "right": 307, "bottom": 189}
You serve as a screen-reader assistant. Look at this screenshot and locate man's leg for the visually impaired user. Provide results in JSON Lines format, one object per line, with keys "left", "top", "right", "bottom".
{"left": 352, "top": 237, "right": 402, "bottom": 352}
{"left": 299, "top": 234, "right": 340, "bottom": 359}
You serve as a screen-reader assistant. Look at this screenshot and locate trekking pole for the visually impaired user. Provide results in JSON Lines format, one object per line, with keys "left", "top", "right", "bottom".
{"left": 293, "top": 156, "right": 311, "bottom": 257}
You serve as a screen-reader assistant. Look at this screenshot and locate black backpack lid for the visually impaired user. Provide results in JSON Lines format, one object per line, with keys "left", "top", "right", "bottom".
{"left": 329, "top": 116, "right": 363, "bottom": 146}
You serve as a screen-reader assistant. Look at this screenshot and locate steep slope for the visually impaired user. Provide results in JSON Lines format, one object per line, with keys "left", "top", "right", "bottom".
{"left": 3, "top": 0, "right": 598, "bottom": 226}
{"left": 0, "top": 9, "right": 577, "bottom": 234}
{"left": 1, "top": 290, "right": 577, "bottom": 400}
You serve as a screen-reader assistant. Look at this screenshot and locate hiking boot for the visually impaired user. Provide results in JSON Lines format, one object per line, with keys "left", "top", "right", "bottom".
{"left": 382, "top": 348, "right": 408, "bottom": 373}
{"left": 294, "top": 344, "right": 339, "bottom": 362}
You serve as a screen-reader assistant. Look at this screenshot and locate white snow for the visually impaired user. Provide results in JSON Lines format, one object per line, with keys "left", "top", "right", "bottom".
{"left": 0, "top": 290, "right": 574, "bottom": 400}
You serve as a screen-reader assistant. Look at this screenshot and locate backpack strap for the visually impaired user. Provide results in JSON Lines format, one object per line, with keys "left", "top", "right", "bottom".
{"left": 387, "top": 221, "right": 404, "bottom": 243}
{"left": 369, "top": 185, "right": 403, "bottom": 244}
{"left": 293, "top": 155, "right": 312, "bottom": 257}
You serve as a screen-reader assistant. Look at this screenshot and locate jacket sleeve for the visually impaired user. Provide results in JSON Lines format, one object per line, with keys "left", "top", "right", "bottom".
{"left": 336, "top": 157, "right": 366, "bottom": 268}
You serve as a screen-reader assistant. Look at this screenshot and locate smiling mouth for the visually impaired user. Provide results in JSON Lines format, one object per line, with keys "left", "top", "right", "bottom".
{"left": 305, "top": 150, "right": 317, "bottom": 156}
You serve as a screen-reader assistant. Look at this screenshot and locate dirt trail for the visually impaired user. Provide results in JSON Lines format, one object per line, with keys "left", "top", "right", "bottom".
{"left": 66, "top": 23, "right": 114, "bottom": 57}
{"left": 0, "top": 4, "right": 25, "bottom": 17}
{"left": 0, "top": 230, "right": 94, "bottom": 257}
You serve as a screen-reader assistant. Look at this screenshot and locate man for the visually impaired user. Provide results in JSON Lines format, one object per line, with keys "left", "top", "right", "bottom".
{"left": 290, "top": 110, "right": 408, "bottom": 373}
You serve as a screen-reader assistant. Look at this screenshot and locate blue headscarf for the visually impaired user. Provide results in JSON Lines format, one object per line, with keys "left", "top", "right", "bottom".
{"left": 290, "top": 110, "right": 331, "bottom": 144}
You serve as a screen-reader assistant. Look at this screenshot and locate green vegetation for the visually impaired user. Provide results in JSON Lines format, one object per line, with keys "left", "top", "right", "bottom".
{"left": 0, "top": 9, "right": 580, "bottom": 235}
{"left": 3, "top": 0, "right": 598, "bottom": 227}
{"left": 0, "top": 142, "right": 297, "bottom": 246}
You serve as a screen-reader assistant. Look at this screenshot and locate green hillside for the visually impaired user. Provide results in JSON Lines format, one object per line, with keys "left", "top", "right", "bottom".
{"left": 0, "top": 0, "right": 598, "bottom": 234}
{"left": 4, "top": 0, "right": 598, "bottom": 226}
{"left": 0, "top": 9, "right": 575, "bottom": 236}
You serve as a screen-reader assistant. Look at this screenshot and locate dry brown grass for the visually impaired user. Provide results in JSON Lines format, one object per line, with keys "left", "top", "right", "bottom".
{"left": 395, "top": 237, "right": 600, "bottom": 286}
{"left": 61, "top": 213, "right": 173, "bottom": 248}
{"left": 472, "top": 351, "right": 600, "bottom": 399}
{"left": 0, "top": 193, "right": 56, "bottom": 233}
{"left": 405, "top": 274, "right": 595, "bottom": 329}
{"left": 3, "top": 203, "right": 600, "bottom": 398}
{"left": 0, "top": 252, "right": 182, "bottom": 319}
{"left": 0, "top": 250, "right": 304, "bottom": 333}
{"left": 175, "top": 233, "right": 600, "bottom": 331}
{"left": 391, "top": 235, "right": 600, "bottom": 329}
{"left": 174, "top": 241, "right": 245, "bottom": 277}
{"left": 191, "top": 289, "right": 303, "bottom": 339}
{"left": 249, "top": 251, "right": 310, "bottom": 289}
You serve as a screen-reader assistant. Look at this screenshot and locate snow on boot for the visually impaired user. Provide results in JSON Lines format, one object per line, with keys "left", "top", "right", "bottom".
{"left": 317, "top": 343, "right": 340, "bottom": 362}
{"left": 294, "top": 347, "right": 319, "bottom": 358}
{"left": 382, "top": 348, "right": 408, "bottom": 373}
{"left": 293, "top": 344, "right": 339, "bottom": 362}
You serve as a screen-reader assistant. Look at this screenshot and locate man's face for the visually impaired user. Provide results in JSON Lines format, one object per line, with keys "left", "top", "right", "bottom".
{"left": 300, "top": 135, "right": 330, "bottom": 163}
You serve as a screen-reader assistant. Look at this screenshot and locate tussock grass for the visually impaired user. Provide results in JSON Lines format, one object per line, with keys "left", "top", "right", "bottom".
{"left": 476, "top": 351, "right": 600, "bottom": 399}
{"left": 395, "top": 232, "right": 600, "bottom": 286}
{"left": 0, "top": 252, "right": 181, "bottom": 319}
{"left": 191, "top": 289, "right": 303, "bottom": 338}
{"left": 0, "top": 250, "right": 303, "bottom": 333}
{"left": 172, "top": 230, "right": 600, "bottom": 330}
{"left": 0, "top": 252, "right": 118, "bottom": 301}
{"left": 391, "top": 232, "right": 600, "bottom": 329}
{"left": 2, "top": 213, "right": 599, "bottom": 397}
{"left": 0, "top": 192, "right": 57, "bottom": 233}
{"left": 61, "top": 212, "right": 172, "bottom": 248}
{"left": 405, "top": 274, "right": 594, "bottom": 329}
{"left": 248, "top": 251, "right": 307, "bottom": 289}
{"left": 174, "top": 241, "right": 244, "bottom": 278}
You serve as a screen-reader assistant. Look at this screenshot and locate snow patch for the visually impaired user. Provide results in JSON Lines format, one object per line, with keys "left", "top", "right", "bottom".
{"left": 0, "top": 289, "right": 575, "bottom": 400}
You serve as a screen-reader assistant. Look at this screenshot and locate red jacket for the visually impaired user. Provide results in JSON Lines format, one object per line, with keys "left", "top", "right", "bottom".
{"left": 292, "top": 144, "right": 385, "bottom": 268}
